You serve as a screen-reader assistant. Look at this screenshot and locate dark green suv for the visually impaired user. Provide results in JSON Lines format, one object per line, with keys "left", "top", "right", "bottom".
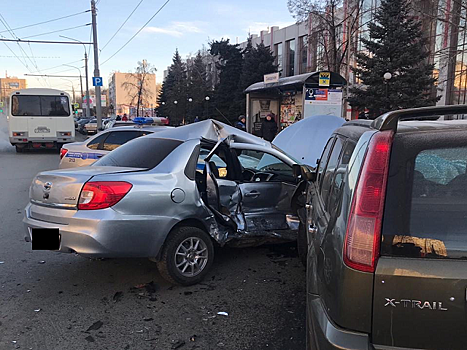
{"left": 299, "top": 105, "right": 467, "bottom": 349}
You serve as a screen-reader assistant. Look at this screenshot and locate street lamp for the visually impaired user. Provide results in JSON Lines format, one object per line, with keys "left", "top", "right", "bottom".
{"left": 61, "top": 78, "right": 76, "bottom": 103}
{"left": 205, "top": 96, "right": 210, "bottom": 118}
{"left": 60, "top": 35, "right": 91, "bottom": 119}
{"left": 64, "top": 63, "right": 84, "bottom": 113}
{"left": 384, "top": 72, "right": 392, "bottom": 108}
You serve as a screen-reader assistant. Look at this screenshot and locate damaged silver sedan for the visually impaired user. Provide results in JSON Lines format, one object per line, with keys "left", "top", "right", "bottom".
{"left": 23, "top": 120, "right": 306, "bottom": 285}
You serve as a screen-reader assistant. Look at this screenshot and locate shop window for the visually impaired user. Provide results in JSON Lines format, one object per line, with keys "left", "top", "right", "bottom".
{"left": 275, "top": 43, "right": 283, "bottom": 76}
{"left": 299, "top": 36, "right": 308, "bottom": 74}
{"left": 287, "top": 39, "right": 296, "bottom": 76}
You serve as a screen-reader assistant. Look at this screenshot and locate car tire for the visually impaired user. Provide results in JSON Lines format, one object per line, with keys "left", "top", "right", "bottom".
{"left": 297, "top": 223, "right": 307, "bottom": 267}
{"left": 157, "top": 226, "right": 214, "bottom": 286}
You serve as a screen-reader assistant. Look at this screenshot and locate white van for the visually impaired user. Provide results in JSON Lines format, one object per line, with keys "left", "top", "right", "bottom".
{"left": 8, "top": 88, "right": 75, "bottom": 152}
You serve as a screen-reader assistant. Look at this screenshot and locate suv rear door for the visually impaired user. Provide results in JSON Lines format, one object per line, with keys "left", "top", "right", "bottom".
{"left": 372, "top": 131, "right": 467, "bottom": 349}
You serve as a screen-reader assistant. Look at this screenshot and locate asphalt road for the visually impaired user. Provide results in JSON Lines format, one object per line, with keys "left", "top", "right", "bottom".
{"left": 0, "top": 138, "right": 306, "bottom": 350}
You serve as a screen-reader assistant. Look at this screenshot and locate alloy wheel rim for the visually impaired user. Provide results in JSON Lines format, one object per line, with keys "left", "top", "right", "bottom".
{"left": 174, "top": 237, "right": 208, "bottom": 277}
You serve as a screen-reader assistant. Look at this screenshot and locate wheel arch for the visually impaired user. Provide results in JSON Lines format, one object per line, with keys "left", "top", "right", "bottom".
{"left": 154, "top": 218, "right": 210, "bottom": 261}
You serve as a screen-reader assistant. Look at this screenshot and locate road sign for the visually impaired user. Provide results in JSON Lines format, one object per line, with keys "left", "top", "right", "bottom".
{"left": 73, "top": 103, "right": 80, "bottom": 109}
{"left": 0, "top": 102, "right": 3, "bottom": 107}
{"left": 92, "top": 77, "right": 103, "bottom": 86}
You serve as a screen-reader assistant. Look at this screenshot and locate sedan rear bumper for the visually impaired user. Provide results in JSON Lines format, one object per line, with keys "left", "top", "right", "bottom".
{"left": 23, "top": 203, "right": 173, "bottom": 258}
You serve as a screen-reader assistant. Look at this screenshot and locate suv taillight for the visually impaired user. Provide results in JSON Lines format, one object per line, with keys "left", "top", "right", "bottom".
{"left": 60, "top": 148, "right": 68, "bottom": 160}
{"left": 78, "top": 181, "right": 132, "bottom": 210}
{"left": 343, "top": 131, "right": 393, "bottom": 273}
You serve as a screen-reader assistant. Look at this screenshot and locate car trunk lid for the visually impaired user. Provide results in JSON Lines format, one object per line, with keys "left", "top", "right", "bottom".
{"left": 29, "top": 166, "right": 142, "bottom": 208}
{"left": 372, "top": 134, "right": 467, "bottom": 349}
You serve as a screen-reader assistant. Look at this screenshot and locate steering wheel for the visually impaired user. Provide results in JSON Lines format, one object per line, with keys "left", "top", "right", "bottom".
{"left": 250, "top": 172, "right": 276, "bottom": 182}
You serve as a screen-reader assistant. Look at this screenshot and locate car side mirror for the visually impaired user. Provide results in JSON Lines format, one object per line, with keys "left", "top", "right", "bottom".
{"left": 301, "top": 165, "right": 317, "bottom": 182}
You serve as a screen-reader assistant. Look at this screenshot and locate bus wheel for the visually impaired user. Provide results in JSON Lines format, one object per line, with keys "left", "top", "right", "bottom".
{"left": 15, "top": 145, "right": 25, "bottom": 153}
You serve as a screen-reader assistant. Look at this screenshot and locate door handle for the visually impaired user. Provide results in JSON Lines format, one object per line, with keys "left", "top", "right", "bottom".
{"left": 244, "top": 191, "right": 260, "bottom": 198}
{"left": 96, "top": 154, "right": 104, "bottom": 158}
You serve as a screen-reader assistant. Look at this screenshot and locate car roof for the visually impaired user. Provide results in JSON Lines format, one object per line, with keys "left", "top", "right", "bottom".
{"left": 334, "top": 118, "right": 467, "bottom": 142}
{"left": 109, "top": 125, "right": 172, "bottom": 132}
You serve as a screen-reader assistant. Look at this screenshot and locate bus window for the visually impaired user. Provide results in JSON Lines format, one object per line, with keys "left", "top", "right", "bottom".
{"left": 11, "top": 95, "right": 70, "bottom": 116}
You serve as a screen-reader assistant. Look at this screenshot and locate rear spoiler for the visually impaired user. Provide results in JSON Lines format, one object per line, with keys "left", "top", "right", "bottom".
{"left": 371, "top": 104, "right": 467, "bottom": 132}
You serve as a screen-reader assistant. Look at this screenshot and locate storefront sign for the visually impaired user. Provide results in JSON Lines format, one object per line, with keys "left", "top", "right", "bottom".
{"left": 319, "top": 72, "right": 331, "bottom": 87}
{"left": 264, "top": 72, "right": 280, "bottom": 84}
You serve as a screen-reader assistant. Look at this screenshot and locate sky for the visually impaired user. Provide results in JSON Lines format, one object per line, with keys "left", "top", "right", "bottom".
{"left": 0, "top": 0, "right": 295, "bottom": 93}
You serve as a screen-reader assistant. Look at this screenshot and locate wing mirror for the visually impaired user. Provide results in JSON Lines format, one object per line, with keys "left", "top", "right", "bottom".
{"left": 293, "top": 164, "right": 317, "bottom": 182}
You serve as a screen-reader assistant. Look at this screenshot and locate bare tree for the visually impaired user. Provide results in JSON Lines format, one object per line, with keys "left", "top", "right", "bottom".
{"left": 122, "top": 60, "right": 156, "bottom": 118}
{"left": 288, "top": 0, "right": 365, "bottom": 74}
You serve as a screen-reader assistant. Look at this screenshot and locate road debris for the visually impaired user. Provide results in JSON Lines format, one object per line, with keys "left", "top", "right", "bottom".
{"left": 34, "top": 308, "right": 41, "bottom": 312}
{"left": 113, "top": 291, "right": 123, "bottom": 303}
{"left": 171, "top": 340, "right": 186, "bottom": 349}
{"left": 217, "top": 312, "right": 229, "bottom": 316}
{"left": 38, "top": 261, "right": 45, "bottom": 264}
{"left": 86, "top": 320, "right": 103, "bottom": 332}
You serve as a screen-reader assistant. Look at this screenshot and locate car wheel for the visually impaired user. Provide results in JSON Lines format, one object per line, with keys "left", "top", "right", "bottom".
{"left": 157, "top": 226, "right": 214, "bottom": 286}
{"left": 297, "top": 223, "right": 307, "bottom": 267}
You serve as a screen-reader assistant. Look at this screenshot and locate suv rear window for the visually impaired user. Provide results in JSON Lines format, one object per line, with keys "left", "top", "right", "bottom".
{"left": 93, "top": 138, "right": 182, "bottom": 169}
{"left": 382, "top": 134, "right": 467, "bottom": 259}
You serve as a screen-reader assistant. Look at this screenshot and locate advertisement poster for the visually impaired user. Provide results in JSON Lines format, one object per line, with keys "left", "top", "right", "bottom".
{"left": 304, "top": 88, "right": 343, "bottom": 118}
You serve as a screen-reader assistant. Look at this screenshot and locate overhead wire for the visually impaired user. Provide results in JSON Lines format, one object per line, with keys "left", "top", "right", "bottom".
{"left": 100, "top": 0, "right": 145, "bottom": 51}
{"left": 101, "top": 0, "right": 172, "bottom": 66}
{"left": 0, "top": 13, "right": 47, "bottom": 86}
{"left": 0, "top": 10, "right": 90, "bottom": 34}
{"left": 22, "top": 23, "right": 92, "bottom": 40}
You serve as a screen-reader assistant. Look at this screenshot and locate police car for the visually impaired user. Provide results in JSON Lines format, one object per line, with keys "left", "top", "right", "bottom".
{"left": 59, "top": 119, "right": 171, "bottom": 169}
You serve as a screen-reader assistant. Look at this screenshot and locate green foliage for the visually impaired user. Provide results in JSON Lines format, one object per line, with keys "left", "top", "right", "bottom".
{"left": 348, "top": 0, "right": 439, "bottom": 118}
{"left": 209, "top": 39, "right": 244, "bottom": 124}
{"left": 187, "top": 52, "right": 210, "bottom": 121}
{"left": 157, "top": 50, "right": 187, "bottom": 125}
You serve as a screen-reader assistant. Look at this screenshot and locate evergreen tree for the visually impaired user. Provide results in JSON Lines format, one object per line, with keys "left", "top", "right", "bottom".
{"left": 239, "top": 41, "right": 278, "bottom": 96}
{"left": 210, "top": 39, "right": 243, "bottom": 124}
{"left": 157, "top": 49, "right": 187, "bottom": 125}
{"left": 348, "top": 0, "right": 439, "bottom": 118}
{"left": 187, "top": 51, "right": 209, "bottom": 120}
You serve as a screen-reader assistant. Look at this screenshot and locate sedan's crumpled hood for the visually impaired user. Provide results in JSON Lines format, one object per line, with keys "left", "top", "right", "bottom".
{"left": 143, "top": 119, "right": 269, "bottom": 146}
{"left": 29, "top": 166, "right": 144, "bottom": 208}
{"left": 272, "top": 115, "right": 345, "bottom": 167}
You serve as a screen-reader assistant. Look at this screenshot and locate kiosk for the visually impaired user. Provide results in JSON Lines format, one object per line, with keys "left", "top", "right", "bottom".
{"left": 244, "top": 71, "right": 347, "bottom": 134}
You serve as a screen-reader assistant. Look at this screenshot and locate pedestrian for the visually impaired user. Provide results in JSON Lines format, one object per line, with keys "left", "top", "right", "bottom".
{"left": 261, "top": 113, "right": 278, "bottom": 142}
{"left": 194, "top": 116, "right": 200, "bottom": 122}
{"left": 116, "top": 115, "right": 121, "bottom": 121}
{"left": 236, "top": 115, "right": 246, "bottom": 131}
{"left": 122, "top": 113, "right": 128, "bottom": 122}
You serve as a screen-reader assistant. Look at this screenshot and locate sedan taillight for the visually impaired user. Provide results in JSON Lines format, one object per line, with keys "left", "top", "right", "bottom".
{"left": 78, "top": 181, "right": 132, "bottom": 210}
{"left": 60, "top": 148, "right": 68, "bottom": 160}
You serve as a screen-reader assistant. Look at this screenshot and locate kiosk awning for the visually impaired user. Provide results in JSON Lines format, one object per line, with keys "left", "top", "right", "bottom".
{"left": 244, "top": 71, "right": 347, "bottom": 94}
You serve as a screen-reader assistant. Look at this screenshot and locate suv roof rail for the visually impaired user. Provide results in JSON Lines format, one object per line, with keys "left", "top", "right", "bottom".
{"left": 372, "top": 104, "right": 467, "bottom": 132}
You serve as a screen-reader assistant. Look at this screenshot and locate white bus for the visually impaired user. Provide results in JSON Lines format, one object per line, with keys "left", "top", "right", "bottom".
{"left": 8, "top": 88, "right": 75, "bottom": 152}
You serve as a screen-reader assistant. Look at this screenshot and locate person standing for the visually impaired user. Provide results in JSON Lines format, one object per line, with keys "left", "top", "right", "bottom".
{"left": 122, "top": 113, "right": 128, "bottom": 121}
{"left": 236, "top": 115, "right": 246, "bottom": 131}
{"left": 261, "top": 114, "right": 278, "bottom": 142}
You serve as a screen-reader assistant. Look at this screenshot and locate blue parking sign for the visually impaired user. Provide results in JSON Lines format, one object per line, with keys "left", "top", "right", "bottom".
{"left": 93, "top": 77, "right": 103, "bottom": 86}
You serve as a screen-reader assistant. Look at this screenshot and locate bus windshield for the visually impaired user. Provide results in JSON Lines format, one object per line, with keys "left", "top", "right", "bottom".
{"left": 11, "top": 95, "right": 70, "bottom": 116}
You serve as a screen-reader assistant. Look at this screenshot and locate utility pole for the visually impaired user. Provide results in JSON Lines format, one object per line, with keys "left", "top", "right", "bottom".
{"left": 91, "top": 0, "right": 102, "bottom": 129}
{"left": 84, "top": 52, "right": 91, "bottom": 119}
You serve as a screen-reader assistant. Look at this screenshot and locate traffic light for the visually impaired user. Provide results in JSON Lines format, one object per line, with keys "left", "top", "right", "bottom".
{"left": 0, "top": 109, "right": 3, "bottom": 113}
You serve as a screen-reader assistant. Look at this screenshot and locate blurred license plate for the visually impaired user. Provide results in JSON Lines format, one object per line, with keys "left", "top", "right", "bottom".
{"left": 31, "top": 228, "right": 60, "bottom": 250}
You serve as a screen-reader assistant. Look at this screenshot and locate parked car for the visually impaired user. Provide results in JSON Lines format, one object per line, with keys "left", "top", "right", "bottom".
{"left": 84, "top": 119, "right": 97, "bottom": 134}
{"left": 59, "top": 125, "right": 171, "bottom": 168}
{"left": 104, "top": 120, "right": 134, "bottom": 129}
{"left": 24, "top": 120, "right": 325, "bottom": 286}
{"left": 298, "top": 105, "right": 467, "bottom": 350}
{"left": 76, "top": 118, "right": 90, "bottom": 134}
